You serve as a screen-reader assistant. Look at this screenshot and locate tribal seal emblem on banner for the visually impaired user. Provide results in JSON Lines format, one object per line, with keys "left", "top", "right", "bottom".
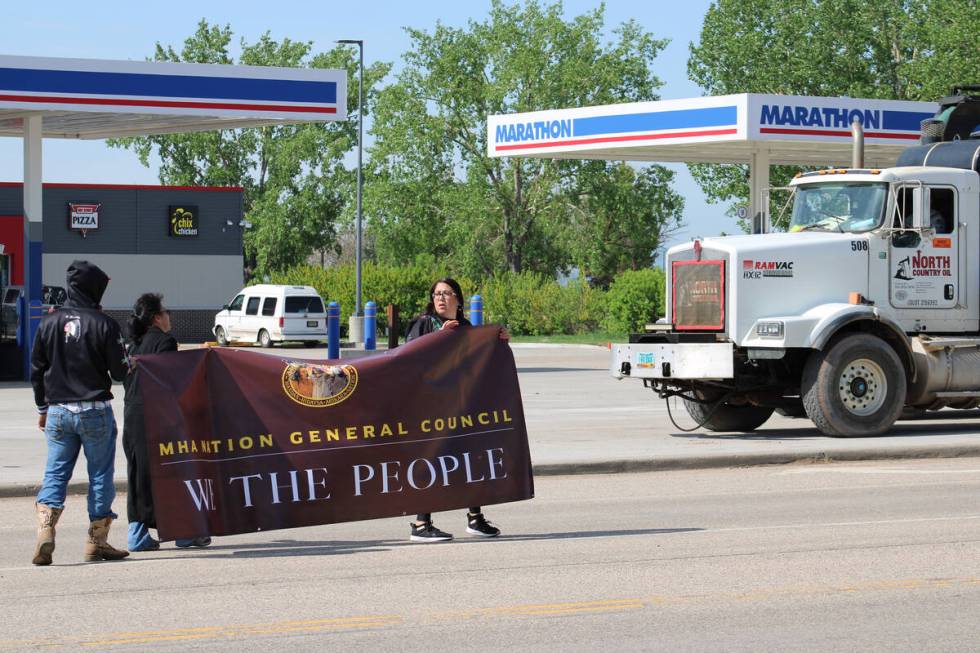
{"left": 281, "top": 362, "right": 358, "bottom": 407}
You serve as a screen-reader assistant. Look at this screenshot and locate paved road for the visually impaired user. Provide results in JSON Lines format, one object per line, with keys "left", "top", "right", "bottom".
{"left": 1, "top": 458, "right": 978, "bottom": 651}
{"left": 4, "top": 344, "right": 980, "bottom": 495}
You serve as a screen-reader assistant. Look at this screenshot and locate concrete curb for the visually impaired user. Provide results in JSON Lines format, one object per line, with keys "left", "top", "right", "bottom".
{"left": 4, "top": 444, "right": 980, "bottom": 499}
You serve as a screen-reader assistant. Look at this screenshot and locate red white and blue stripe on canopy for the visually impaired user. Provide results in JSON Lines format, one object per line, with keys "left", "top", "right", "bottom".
{"left": 0, "top": 54, "right": 346, "bottom": 138}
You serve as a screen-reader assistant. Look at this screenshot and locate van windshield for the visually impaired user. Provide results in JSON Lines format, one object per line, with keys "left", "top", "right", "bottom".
{"left": 285, "top": 296, "right": 324, "bottom": 314}
{"left": 790, "top": 182, "right": 888, "bottom": 233}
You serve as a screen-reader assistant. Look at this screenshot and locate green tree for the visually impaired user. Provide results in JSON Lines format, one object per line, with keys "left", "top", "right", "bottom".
{"left": 367, "top": 1, "right": 671, "bottom": 278}
{"left": 686, "top": 0, "right": 980, "bottom": 229}
{"left": 109, "top": 20, "right": 391, "bottom": 276}
{"left": 567, "top": 163, "right": 684, "bottom": 287}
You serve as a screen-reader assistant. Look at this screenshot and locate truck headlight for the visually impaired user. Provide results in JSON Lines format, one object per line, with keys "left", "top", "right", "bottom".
{"left": 756, "top": 321, "right": 784, "bottom": 338}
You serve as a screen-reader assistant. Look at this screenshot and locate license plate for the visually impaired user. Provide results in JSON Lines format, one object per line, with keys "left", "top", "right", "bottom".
{"left": 307, "top": 320, "right": 318, "bottom": 327}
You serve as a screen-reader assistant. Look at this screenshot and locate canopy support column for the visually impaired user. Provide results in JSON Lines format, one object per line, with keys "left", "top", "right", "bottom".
{"left": 748, "top": 148, "right": 770, "bottom": 234}
{"left": 22, "top": 114, "right": 42, "bottom": 381}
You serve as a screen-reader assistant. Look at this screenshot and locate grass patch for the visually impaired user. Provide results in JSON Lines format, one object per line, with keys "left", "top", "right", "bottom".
{"left": 508, "top": 331, "right": 623, "bottom": 346}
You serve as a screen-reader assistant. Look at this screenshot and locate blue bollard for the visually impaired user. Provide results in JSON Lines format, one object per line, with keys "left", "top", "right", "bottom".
{"left": 469, "top": 295, "right": 483, "bottom": 326}
{"left": 364, "top": 301, "right": 377, "bottom": 351}
{"left": 327, "top": 301, "right": 340, "bottom": 359}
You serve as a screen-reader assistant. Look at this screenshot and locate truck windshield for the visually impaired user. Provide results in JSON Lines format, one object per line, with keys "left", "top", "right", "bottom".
{"left": 789, "top": 182, "right": 888, "bottom": 233}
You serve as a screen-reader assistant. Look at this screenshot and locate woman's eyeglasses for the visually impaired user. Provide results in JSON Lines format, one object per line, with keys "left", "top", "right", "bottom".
{"left": 432, "top": 291, "right": 457, "bottom": 299}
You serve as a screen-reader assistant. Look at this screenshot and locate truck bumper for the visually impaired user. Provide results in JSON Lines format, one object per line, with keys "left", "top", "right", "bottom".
{"left": 610, "top": 342, "right": 735, "bottom": 380}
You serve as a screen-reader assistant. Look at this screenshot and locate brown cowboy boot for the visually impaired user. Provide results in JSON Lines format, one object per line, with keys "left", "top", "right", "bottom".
{"left": 83, "top": 517, "right": 130, "bottom": 562}
{"left": 32, "top": 503, "right": 63, "bottom": 566}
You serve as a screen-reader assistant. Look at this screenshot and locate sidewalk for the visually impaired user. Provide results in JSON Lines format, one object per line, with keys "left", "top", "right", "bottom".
{"left": 4, "top": 344, "right": 980, "bottom": 497}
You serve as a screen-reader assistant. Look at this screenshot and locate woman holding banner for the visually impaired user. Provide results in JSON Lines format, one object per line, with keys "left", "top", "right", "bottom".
{"left": 405, "top": 278, "right": 509, "bottom": 543}
{"left": 123, "top": 293, "right": 211, "bottom": 552}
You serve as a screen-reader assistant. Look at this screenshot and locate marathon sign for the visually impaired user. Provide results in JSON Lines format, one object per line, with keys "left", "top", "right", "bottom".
{"left": 761, "top": 105, "right": 881, "bottom": 130}
{"left": 754, "top": 97, "right": 934, "bottom": 140}
{"left": 495, "top": 119, "right": 572, "bottom": 144}
{"left": 137, "top": 327, "right": 534, "bottom": 540}
{"left": 67, "top": 203, "right": 100, "bottom": 233}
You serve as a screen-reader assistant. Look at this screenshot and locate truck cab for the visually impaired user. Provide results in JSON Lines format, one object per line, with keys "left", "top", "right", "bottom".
{"left": 611, "top": 87, "right": 980, "bottom": 437}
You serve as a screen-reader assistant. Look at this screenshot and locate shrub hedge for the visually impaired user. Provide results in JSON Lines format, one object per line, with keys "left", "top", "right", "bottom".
{"left": 271, "top": 264, "right": 663, "bottom": 338}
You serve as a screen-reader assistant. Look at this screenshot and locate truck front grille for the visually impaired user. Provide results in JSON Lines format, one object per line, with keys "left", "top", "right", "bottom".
{"left": 672, "top": 260, "right": 725, "bottom": 331}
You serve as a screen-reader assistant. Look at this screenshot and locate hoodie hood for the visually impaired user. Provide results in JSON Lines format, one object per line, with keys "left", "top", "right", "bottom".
{"left": 65, "top": 260, "right": 109, "bottom": 309}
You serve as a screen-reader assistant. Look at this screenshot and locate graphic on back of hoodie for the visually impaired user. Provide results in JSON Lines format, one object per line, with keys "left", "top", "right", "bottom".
{"left": 63, "top": 316, "right": 81, "bottom": 343}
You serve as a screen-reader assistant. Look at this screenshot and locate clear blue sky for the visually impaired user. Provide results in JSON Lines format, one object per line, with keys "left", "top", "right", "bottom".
{"left": 0, "top": 0, "right": 727, "bottom": 254}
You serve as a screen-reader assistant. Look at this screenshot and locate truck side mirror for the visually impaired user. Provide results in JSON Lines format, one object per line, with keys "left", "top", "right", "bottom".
{"left": 912, "top": 187, "right": 926, "bottom": 229}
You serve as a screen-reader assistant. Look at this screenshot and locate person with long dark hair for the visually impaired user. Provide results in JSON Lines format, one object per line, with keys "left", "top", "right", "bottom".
{"left": 405, "top": 277, "right": 509, "bottom": 542}
{"left": 123, "top": 293, "right": 210, "bottom": 551}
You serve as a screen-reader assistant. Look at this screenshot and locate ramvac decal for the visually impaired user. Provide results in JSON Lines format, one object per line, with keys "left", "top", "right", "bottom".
{"left": 495, "top": 119, "right": 573, "bottom": 143}
{"left": 742, "top": 259, "right": 794, "bottom": 279}
{"left": 761, "top": 105, "right": 881, "bottom": 129}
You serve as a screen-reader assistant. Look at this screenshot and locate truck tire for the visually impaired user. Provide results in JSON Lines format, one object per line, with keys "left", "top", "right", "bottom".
{"left": 801, "top": 333, "right": 906, "bottom": 437}
{"left": 683, "top": 397, "right": 774, "bottom": 432}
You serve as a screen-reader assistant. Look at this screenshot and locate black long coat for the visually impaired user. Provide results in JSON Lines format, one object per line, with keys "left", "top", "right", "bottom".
{"left": 122, "top": 327, "right": 178, "bottom": 526}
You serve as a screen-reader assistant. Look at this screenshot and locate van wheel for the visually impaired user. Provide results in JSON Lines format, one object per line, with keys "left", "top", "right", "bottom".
{"left": 258, "top": 329, "right": 273, "bottom": 348}
{"left": 683, "top": 395, "right": 774, "bottom": 432}
{"left": 802, "top": 333, "right": 906, "bottom": 437}
{"left": 215, "top": 327, "right": 228, "bottom": 347}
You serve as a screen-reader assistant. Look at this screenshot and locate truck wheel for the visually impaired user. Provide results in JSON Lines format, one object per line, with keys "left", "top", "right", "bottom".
{"left": 683, "top": 397, "right": 774, "bottom": 432}
{"left": 801, "top": 333, "right": 906, "bottom": 437}
{"left": 215, "top": 327, "right": 228, "bottom": 347}
{"left": 258, "top": 329, "right": 273, "bottom": 348}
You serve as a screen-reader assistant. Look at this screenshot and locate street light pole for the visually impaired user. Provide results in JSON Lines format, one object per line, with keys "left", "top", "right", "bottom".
{"left": 337, "top": 39, "right": 364, "bottom": 319}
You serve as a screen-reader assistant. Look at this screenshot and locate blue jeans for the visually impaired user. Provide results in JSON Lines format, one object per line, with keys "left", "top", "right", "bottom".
{"left": 36, "top": 405, "right": 118, "bottom": 522}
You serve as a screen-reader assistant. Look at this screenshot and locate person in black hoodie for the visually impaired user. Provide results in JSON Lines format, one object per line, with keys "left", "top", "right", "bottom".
{"left": 404, "top": 277, "right": 509, "bottom": 543}
{"left": 30, "top": 260, "right": 129, "bottom": 565}
{"left": 123, "top": 293, "right": 211, "bottom": 551}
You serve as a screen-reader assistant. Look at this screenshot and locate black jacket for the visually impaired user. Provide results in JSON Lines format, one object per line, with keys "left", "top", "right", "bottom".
{"left": 123, "top": 326, "right": 178, "bottom": 525}
{"left": 31, "top": 261, "right": 127, "bottom": 409}
{"left": 405, "top": 314, "right": 471, "bottom": 342}
{"left": 123, "top": 327, "right": 178, "bottom": 406}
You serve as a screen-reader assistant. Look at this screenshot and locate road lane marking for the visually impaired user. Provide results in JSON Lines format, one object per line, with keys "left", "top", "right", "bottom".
{"left": 76, "top": 615, "right": 403, "bottom": 647}
{"left": 478, "top": 598, "right": 644, "bottom": 617}
{"left": 6, "top": 577, "right": 980, "bottom": 649}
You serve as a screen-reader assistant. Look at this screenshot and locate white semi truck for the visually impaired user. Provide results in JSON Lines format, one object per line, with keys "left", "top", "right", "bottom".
{"left": 611, "top": 87, "right": 980, "bottom": 436}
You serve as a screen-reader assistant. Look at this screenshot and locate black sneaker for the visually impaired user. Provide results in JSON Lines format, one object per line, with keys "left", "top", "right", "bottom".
{"left": 466, "top": 513, "right": 500, "bottom": 538}
{"left": 410, "top": 522, "right": 453, "bottom": 543}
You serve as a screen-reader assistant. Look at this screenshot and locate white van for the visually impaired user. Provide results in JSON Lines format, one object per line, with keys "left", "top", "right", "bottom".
{"left": 213, "top": 284, "right": 327, "bottom": 347}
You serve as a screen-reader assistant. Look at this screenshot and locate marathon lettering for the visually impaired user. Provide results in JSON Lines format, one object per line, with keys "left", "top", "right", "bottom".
{"left": 495, "top": 119, "right": 572, "bottom": 143}
{"left": 760, "top": 105, "right": 880, "bottom": 130}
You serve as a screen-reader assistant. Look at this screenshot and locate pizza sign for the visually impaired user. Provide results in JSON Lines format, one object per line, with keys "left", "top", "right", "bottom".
{"left": 68, "top": 203, "right": 101, "bottom": 233}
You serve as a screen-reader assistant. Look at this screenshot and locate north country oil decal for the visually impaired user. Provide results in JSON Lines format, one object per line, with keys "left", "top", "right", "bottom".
{"left": 742, "top": 259, "right": 794, "bottom": 279}
{"left": 894, "top": 250, "right": 952, "bottom": 279}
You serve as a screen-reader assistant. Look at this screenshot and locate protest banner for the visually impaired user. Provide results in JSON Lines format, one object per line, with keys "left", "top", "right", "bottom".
{"left": 137, "top": 326, "right": 533, "bottom": 540}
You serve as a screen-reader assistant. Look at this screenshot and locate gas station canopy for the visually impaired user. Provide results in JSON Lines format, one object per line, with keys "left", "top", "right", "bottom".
{"left": 486, "top": 93, "right": 935, "bottom": 166}
{"left": 0, "top": 53, "right": 347, "bottom": 380}
{"left": 0, "top": 54, "right": 346, "bottom": 138}
{"left": 487, "top": 92, "right": 938, "bottom": 237}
